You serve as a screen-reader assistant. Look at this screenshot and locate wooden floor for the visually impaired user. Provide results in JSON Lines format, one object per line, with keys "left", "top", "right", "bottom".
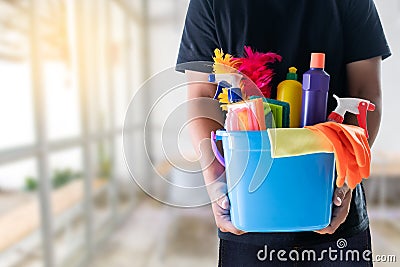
{"left": 90, "top": 200, "right": 400, "bottom": 267}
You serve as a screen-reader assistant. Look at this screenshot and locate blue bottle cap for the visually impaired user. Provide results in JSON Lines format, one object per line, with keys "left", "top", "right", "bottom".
{"left": 208, "top": 74, "right": 216, "bottom": 82}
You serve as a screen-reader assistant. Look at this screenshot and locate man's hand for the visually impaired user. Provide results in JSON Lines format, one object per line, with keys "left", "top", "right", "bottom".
{"left": 209, "top": 181, "right": 245, "bottom": 235}
{"left": 315, "top": 184, "right": 352, "bottom": 234}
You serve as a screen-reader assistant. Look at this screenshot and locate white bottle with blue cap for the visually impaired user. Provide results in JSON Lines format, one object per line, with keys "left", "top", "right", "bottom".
{"left": 209, "top": 73, "right": 243, "bottom": 103}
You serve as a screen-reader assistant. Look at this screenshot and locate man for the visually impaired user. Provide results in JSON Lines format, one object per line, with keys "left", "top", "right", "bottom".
{"left": 177, "top": 0, "right": 391, "bottom": 265}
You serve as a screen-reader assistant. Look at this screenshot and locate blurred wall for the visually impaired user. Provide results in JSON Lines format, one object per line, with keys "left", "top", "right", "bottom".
{"left": 374, "top": 0, "right": 400, "bottom": 153}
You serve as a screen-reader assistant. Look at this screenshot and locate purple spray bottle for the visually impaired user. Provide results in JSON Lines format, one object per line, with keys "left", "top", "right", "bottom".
{"left": 300, "top": 53, "right": 330, "bottom": 127}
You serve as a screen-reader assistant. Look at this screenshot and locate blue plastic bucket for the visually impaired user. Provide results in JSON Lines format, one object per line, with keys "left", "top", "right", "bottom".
{"left": 212, "top": 130, "right": 335, "bottom": 232}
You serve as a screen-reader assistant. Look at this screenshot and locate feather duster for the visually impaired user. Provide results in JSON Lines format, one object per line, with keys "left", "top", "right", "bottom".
{"left": 234, "top": 46, "right": 282, "bottom": 98}
{"left": 212, "top": 48, "right": 242, "bottom": 74}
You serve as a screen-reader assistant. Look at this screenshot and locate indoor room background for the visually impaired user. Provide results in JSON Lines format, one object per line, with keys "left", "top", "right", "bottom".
{"left": 0, "top": 0, "right": 399, "bottom": 267}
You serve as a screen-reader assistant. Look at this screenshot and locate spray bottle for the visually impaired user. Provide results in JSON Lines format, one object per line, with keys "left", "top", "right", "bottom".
{"left": 209, "top": 73, "right": 243, "bottom": 103}
{"left": 328, "top": 94, "right": 376, "bottom": 138}
{"left": 277, "top": 67, "right": 302, "bottom": 128}
{"left": 300, "top": 53, "right": 330, "bottom": 127}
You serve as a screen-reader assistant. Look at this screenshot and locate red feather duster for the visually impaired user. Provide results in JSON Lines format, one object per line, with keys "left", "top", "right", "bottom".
{"left": 234, "top": 46, "right": 282, "bottom": 98}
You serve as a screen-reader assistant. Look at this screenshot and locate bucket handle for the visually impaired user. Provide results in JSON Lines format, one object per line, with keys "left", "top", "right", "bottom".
{"left": 211, "top": 131, "right": 225, "bottom": 167}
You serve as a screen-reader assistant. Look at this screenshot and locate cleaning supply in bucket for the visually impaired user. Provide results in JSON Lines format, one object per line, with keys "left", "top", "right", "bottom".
{"left": 306, "top": 122, "right": 371, "bottom": 189}
{"left": 225, "top": 98, "right": 266, "bottom": 131}
{"left": 266, "top": 103, "right": 283, "bottom": 128}
{"left": 209, "top": 48, "right": 375, "bottom": 232}
{"left": 277, "top": 67, "right": 302, "bottom": 128}
{"left": 265, "top": 98, "right": 290, "bottom": 128}
{"left": 249, "top": 96, "right": 290, "bottom": 128}
{"left": 233, "top": 46, "right": 282, "bottom": 98}
{"left": 264, "top": 110, "right": 274, "bottom": 128}
{"left": 267, "top": 128, "right": 333, "bottom": 158}
{"left": 304, "top": 94, "right": 375, "bottom": 189}
{"left": 328, "top": 94, "right": 376, "bottom": 138}
{"left": 209, "top": 73, "right": 244, "bottom": 103}
{"left": 211, "top": 46, "right": 282, "bottom": 99}
{"left": 212, "top": 48, "right": 242, "bottom": 74}
{"left": 300, "top": 53, "right": 330, "bottom": 127}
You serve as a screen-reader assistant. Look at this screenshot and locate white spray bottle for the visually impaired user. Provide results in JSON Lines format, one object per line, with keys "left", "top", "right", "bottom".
{"left": 328, "top": 94, "right": 376, "bottom": 138}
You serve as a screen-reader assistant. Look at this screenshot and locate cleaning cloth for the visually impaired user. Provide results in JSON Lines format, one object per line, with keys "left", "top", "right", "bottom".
{"left": 249, "top": 96, "right": 290, "bottom": 128}
{"left": 267, "top": 128, "right": 333, "bottom": 158}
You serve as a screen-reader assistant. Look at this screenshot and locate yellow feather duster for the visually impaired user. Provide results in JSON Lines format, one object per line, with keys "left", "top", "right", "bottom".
{"left": 213, "top": 48, "right": 242, "bottom": 74}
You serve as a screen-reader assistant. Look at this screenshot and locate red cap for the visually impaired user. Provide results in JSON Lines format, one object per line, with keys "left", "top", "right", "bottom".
{"left": 328, "top": 112, "right": 344, "bottom": 123}
{"left": 310, "top": 53, "right": 325, "bottom": 69}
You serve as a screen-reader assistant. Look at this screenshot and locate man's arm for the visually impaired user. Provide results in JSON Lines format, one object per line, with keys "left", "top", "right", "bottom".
{"left": 316, "top": 56, "right": 382, "bottom": 234}
{"left": 186, "top": 70, "right": 244, "bottom": 235}
{"left": 346, "top": 56, "right": 382, "bottom": 146}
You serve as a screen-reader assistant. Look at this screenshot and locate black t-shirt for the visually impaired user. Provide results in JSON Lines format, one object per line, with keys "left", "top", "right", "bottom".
{"left": 176, "top": 0, "right": 391, "bottom": 246}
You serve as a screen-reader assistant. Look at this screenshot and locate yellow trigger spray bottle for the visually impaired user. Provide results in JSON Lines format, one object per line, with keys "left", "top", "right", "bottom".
{"left": 277, "top": 67, "right": 302, "bottom": 128}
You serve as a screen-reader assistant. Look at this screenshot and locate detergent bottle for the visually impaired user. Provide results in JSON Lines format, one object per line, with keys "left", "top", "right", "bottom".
{"left": 300, "top": 53, "right": 330, "bottom": 127}
{"left": 277, "top": 67, "right": 302, "bottom": 128}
